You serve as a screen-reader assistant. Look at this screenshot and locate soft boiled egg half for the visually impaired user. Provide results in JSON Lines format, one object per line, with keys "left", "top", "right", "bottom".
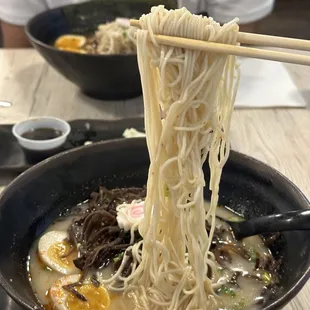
{"left": 50, "top": 275, "right": 110, "bottom": 310}
{"left": 54, "top": 34, "right": 87, "bottom": 53}
{"left": 38, "top": 231, "right": 79, "bottom": 275}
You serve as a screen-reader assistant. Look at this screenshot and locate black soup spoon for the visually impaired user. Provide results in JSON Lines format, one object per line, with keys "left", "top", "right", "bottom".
{"left": 228, "top": 209, "right": 310, "bottom": 240}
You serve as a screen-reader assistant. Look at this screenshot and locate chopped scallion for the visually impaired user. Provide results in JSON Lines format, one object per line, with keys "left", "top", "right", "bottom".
{"left": 113, "top": 252, "right": 124, "bottom": 263}
{"left": 262, "top": 271, "right": 272, "bottom": 285}
{"left": 217, "top": 285, "right": 236, "bottom": 297}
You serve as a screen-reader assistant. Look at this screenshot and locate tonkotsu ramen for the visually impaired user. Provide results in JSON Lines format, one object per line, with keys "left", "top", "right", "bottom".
{"left": 28, "top": 6, "right": 280, "bottom": 310}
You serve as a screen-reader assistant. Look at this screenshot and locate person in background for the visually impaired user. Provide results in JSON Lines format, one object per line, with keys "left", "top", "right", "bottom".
{"left": 181, "top": 0, "right": 275, "bottom": 33}
{"left": 0, "top": 0, "right": 275, "bottom": 48}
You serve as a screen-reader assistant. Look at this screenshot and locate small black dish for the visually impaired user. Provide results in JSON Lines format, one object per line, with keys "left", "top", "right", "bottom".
{"left": 25, "top": 0, "right": 176, "bottom": 100}
{"left": 0, "top": 139, "right": 309, "bottom": 309}
{"left": 0, "top": 118, "right": 144, "bottom": 172}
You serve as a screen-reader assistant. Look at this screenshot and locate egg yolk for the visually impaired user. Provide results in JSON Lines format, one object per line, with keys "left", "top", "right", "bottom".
{"left": 66, "top": 284, "right": 110, "bottom": 310}
{"left": 47, "top": 241, "right": 77, "bottom": 269}
{"left": 55, "top": 35, "right": 85, "bottom": 49}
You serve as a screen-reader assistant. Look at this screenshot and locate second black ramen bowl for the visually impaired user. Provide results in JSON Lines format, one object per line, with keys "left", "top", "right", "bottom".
{"left": 25, "top": 0, "right": 175, "bottom": 100}
{"left": 0, "top": 139, "right": 309, "bottom": 309}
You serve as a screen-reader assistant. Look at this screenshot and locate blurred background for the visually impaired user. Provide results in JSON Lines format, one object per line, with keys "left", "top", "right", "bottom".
{"left": 257, "top": 0, "right": 310, "bottom": 39}
{"left": 0, "top": 0, "right": 310, "bottom": 47}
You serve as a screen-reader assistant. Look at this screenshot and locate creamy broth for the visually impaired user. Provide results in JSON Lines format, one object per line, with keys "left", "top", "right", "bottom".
{"left": 28, "top": 187, "right": 279, "bottom": 310}
{"left": 204, "top": 202, "right": 278, "bottom": 310}
{"left": 28, "top": 215, "right": 136, "bottom": 310}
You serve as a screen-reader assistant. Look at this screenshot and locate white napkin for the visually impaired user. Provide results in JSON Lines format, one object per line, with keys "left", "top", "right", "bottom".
{"left": 235, "top": 58, "right": 306, "bottom": 108}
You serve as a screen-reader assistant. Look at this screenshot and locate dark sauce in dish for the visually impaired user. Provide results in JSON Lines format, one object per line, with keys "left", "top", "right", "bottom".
{"left": 21, "top": 128, "right": 63, "bottom": 141}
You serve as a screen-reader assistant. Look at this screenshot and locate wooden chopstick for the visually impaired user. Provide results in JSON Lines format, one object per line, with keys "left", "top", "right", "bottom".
{"left": 238, "top": 32, "right": 310, "bottom": 51}
{"left": 136, "top": 33, "right": 310, "bottom": 65}
{"left": 130, "top": 20, "right": 310, "bottom": 66}
{"left": 130, "top": 19, "right": 310, "bottom": 51}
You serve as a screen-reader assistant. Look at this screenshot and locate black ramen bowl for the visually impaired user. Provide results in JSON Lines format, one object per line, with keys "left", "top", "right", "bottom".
{"left": 25, "top": 0, "right": 176, "bottom": 100}
{"left": 0, "top": 139, "right": 309, "bottom": 309}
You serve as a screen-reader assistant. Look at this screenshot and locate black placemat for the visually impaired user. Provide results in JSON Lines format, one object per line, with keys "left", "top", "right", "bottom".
{"left": 0, "top": 118, "right": 144, "bottom": 173}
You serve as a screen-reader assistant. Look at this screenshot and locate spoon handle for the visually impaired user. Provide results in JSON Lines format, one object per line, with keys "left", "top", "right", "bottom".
{"left": 231, "top": 209, "right": 310, "bottom": 239}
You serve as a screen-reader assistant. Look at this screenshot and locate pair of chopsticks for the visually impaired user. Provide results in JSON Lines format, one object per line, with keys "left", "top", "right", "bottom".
{"left": 130, "top": 19, "right": 310, "bottom": 66}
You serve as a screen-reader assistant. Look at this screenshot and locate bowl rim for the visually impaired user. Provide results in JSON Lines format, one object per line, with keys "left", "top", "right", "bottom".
{"left": 0, "top": 138, "right": 309, "bottom": 309}
{"left": 24, "top": 2, "right": 138, "bottom": 59}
